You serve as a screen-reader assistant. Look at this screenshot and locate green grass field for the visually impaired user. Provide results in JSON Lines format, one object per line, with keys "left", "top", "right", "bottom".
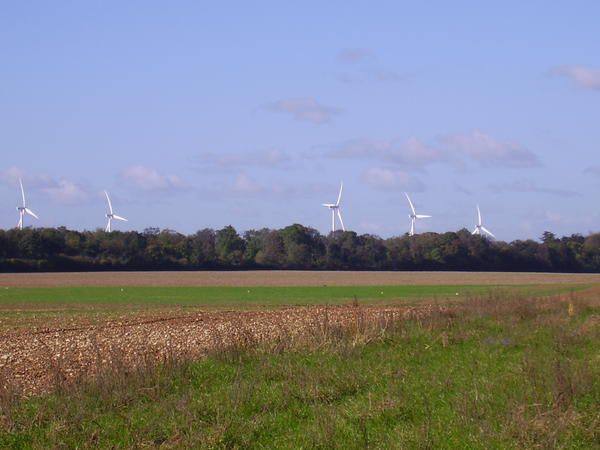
{"left": 1, "top": 291, "right": 598, "bottom": 449}
{"left": 0, "top": 284, "right": 586, "bottom": 308}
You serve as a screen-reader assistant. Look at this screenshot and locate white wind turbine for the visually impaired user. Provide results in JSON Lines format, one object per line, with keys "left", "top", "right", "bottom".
{"left": 405, "top": 193, "right": 431, "bottom": 236}
{"left": 16, "top": 178, "right": 39, "bottom": 230}
{"left": 472, "top": 204, "right": 495, "bottom": 239}
{"left": 322, "top": 182, "right": 346, "bottom": 232}
{"left": 104, "top": 190, "right": 128, "bottom": 232}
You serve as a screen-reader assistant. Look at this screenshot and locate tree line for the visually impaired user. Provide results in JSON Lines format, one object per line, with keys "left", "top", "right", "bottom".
{"left": 0, "top": 225, "right": 598, "bottom": 273}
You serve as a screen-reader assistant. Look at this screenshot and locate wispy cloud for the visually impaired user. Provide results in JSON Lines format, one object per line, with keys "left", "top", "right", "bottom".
{"left": 222, "top": 174, "right": 309, "bottom": 198}
{"left": 552, "top": 65, "right": 600, "bottom": 90}
{"left": 337, "top": 49, "right": 374, "bottom": 63}
{"left": 363, "top": 168, "right": 424, "bottom": 191}
{"left": 198, "top": 149, "right": 290, "bottom": 168}
{"left": 0, "top": 167, "right": 54, "bottom": 189}
{"left": 371, "top": 69, "right": 405, "bottom": 83}
{"left": 265, "top": 97, "right": 341, "bottom": 124}
{"left": 337, "top": 70, "right": 405, "bottom": 84}
{"left": 0, "top": 167, "right": 90, "bottom": 204}
{"left": 122, "top": 166, "right": 185, "bottom": 191}
{"left": 327, "top": 131, "right": 539, "bottom": 170}
{"left": 230, "top": 174, "right": 262, "bottom": 194}
{"left": 41, "top": 180, "right": 90, "bottom": 204}
{"left": 440, "top": 130, "right": 540, "bottom": 168}
{"left": 584, "top": 165, "right": 600, "bottom": 177}
{"left": 336, "top": 48, "right": 404, "bottom": 84}
{"left": 488, "top": 179, "right": 581, "bottom": 197}
{"left": 453, "top": 183, "right": 472, "bottom": 195}
{"left": 329, "top": 137, "right": 444, "bottom": 168}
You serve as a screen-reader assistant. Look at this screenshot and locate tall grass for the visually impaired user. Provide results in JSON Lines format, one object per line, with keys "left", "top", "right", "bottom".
{"left": 1, "top": 290, "right": 598, "bottom": 448}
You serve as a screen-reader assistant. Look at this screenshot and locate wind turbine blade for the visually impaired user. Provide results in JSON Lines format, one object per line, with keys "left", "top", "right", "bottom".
{"left": 25, "top": 208, "right": 39, "bottom": 219}
{"left": 113, "top": 215, "right": 128, "bottom": 222}
{"left": 481, "top": 226, "right": 495, "bottom": 238}
{"left": 322, "top": 203, "right": 334, "bottom": 208}
{"left": 104, "top": 190, "right": 113, "bottom": 214}
{"left": 416, "top": 214, "right": 431, "bottom": 219}
{"left": 477, "top": 204, "right": 482, "bottom": 226}
{"left": 405, "top": 192, "right": 416, "bottom": 215}
{"left": 337, "top": 209, "right": 345, "bottom": 231}
{"left": 336, "top": 182, "right": 343, "bottom": 206}
{"left": 472, "top": 228, "right": 479, "bottom": 235}
{"left": 19, "top": 178, "right": 26, "bottom": 207}
{"left": 105, "top": 218, "right": 111, "bottom": 232}
{"left": 410, "top": 218, "right": 415, "bottom": 236}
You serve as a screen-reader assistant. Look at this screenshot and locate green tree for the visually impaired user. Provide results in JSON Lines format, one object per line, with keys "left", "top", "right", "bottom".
{"left": 216, "top": 226, "right": 246, "bottom": 265}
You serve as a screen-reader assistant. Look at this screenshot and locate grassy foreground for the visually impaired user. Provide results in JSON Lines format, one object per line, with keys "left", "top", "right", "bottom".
{"left": 0, "top": 284, "right": 585, "bottom": 307}
{"left": 1, "top": 292, "right": 598, "bottom": 448}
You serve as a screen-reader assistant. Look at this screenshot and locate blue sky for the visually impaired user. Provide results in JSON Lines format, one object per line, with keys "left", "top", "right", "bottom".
{"left": 1, "top": 1, "right": 599, "bottom": 240}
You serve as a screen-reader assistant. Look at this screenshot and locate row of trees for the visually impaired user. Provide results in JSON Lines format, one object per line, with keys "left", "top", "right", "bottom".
{"left": 0, "top": 225, "right": 598, "bottom": 272}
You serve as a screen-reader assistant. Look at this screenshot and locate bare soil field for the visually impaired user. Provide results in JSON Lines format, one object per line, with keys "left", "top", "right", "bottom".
{"left": 0, "top": 304, "right": 422, "bottom": 397}
{"left": 2, "top": 270, "right": 600, "bottom": 287}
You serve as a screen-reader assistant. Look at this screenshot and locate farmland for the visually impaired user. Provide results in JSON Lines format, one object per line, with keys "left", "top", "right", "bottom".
{"left": 2, "top": 270, "right": 599, "bottom": 287}
{"left": 0, "top": 271, "right": 599, "bottom": 448}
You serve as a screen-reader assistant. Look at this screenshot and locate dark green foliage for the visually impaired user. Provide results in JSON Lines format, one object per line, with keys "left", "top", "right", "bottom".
{"left": 0, "top": 226, "right": 598, "bottom": 272}
{"left": 216, "top": 225, "right": 246, "bottom": 266}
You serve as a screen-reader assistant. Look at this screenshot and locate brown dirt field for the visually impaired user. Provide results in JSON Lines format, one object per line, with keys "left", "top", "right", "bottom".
{"left": 1, "top": 270, "right": 600, "bottom": 287}
{"left": 0, "top": 304, "right": 422, "bottom": 397}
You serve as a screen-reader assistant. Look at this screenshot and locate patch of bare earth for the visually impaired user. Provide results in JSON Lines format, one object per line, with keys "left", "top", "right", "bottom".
{"left": 1, "top": 270, "right": 600, "bottom": 287}
{"left": 0, "top": 304, "right": 434, "bottom": 397}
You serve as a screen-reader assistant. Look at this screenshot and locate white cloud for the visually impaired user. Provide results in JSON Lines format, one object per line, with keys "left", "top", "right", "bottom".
{"left": 122, "top": 166, "right": 185, "bottom": 191}
{"left": 440, "top": 130, "right": 540, "bottom": 168}
{"left": 363, "top": 168, "right": 425, "bottom": 191}
{"left": 219, "top": 174, "right": 316, "bottom": 198}
{"left": 453, "top": 183, "right": 472, "bottom": 195}
{"left": 0, "top": 167, "right": 89, "bottom": 204}
{"left": 0, "top": 167, "right": 54, "bottom": 189}
{"left": 585, "top": 165, "right": 600, "bottom": 177}
{"left": 199, "top": 150, "right": 290, "bottom": 168}
{"left": 265, "top": 97, "right": 340, "bottom": 124}
{"left": 553, "top": 65, "right": 600, "bottom": 90}
{"left": 330, "top": 137, "right": 444, "bottom": 167}
{"left": 41, "top": 180, "right": 89, "bottom": 204}
{"left": 488, "top": 179, "right": 581, "bottom": 197}
{"left": 0, "top": 167, "right": 24, "bottom": 185}
{"left": 337, "top": 49, "right": 374, "bottom": 63}
{"left": 337, "top": 70, "right": 405, "bottom": 84}
{"left": 230, "top": 174, "right": 262, "bottom": 194}
{"left": 328, "top": 131, "right": 539, "bottom": 170}
{"left": 371, "top": 69, "right": 405, "bottom": 83}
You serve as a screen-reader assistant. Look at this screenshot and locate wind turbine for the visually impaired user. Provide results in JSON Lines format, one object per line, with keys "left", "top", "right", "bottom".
{"left": 104, "top": 190, "right": 128, "bottom": 232}
{"left": 472, "top": 204, "right": 495, "bottom": 239}
{"left": 322, "top": 182, "right": 345, "bottom": 233}
{"left": 16, "top": 178, "right": 39, "bottom": 230}
{"left": 405, "top": 193, "right": 431, "bottom": 236}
